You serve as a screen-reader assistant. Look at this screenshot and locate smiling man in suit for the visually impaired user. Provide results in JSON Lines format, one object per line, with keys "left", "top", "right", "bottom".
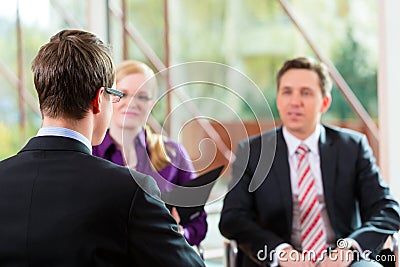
{"left": 219, "top": 57, "right": 400, "bottom": 267}
{"left": 0, "top": 29, "right": 205, "bottom": 267}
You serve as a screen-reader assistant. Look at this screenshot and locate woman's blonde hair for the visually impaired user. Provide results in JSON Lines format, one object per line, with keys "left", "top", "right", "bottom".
{"left": 117, "top": 60, "right": 171, "bottom": 171}
{"left": 144, "top": 125, "right": 172, "bottom": 171}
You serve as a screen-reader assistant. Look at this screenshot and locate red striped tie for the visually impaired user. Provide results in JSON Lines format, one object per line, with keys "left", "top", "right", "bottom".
{"left": 297, "top": 144, "right": 326, "bottom": 262}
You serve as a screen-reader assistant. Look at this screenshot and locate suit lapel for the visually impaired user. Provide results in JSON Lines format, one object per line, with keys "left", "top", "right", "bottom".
{"left": 273, "top": 128, "right": 293, "bottom": 231}
{"left": 319, "top": 126, "right": 337, "bottom": 228}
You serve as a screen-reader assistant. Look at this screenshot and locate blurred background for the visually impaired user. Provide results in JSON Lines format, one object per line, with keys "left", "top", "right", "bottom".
{"left": 1, "top": 1, "right": 399, "bottom": 266}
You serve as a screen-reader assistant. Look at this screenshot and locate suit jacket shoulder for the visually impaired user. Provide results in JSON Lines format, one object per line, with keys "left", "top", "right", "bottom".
{"left": 323, "top": 124, "right": 366, "bottom": 142}
{"left": 240, "top": 127, "right": 279, "bottom": 148}
{"left": 0, "top": 136, "right": 205, "bottom": 267}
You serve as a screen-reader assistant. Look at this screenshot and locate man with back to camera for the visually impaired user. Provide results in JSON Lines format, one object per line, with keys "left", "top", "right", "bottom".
{"left": 0, "top": 29, "right": 205, "bottom": 267}
{"left": 219, "top": 57, "right": 400, "bottom": 267}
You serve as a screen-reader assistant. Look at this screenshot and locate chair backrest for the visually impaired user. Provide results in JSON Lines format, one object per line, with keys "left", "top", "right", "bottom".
{"left": 195, "top": 245, "right": 204, "bottom": 260}
{"left": 392, "top": 232, "right": 398, "bottom": 267}
{"left": 224, "top": 240, "right": 238, "bottom": 267}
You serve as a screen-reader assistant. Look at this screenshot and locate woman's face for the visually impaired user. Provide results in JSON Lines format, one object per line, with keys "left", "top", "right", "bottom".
{"left": 111, "top": 73, "right": 155, "bottom": 131}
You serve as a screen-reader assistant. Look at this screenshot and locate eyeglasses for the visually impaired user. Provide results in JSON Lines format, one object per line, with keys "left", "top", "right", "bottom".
{"left": 105, "top": 87, "right": 125, "bottom": 103}
{"left": 129, "top": 93, "right": 153, "bottom": 103}
{"left": 118, "top": 92, "right": 153, "bottom": 103}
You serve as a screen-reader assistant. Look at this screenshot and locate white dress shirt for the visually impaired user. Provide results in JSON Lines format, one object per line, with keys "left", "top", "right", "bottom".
{"left": 270, "top": 125, "right": 363, "bottom": 266}
{"left": 283, "top": 125, "right": 323, "bottom": 196}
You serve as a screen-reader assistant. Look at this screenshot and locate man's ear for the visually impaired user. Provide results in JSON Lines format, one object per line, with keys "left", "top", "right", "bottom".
{"left": 320, "top": 94, "right": 332, "bottom": 114}
{"left": 92, "top": 87, "right": 105, "bottom": 114}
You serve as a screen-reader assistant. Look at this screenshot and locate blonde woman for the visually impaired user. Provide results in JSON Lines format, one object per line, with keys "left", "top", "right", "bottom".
{"left": 93, "top": 60, "right": 207, "bottom": 246}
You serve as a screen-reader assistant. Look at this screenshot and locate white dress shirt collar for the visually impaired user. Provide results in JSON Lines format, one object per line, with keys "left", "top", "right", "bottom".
{"left": 37, "top": 126, "right": 92, "bottom": 153}
{"left": 282, "top": 124, "right": 321, "bottom": 157}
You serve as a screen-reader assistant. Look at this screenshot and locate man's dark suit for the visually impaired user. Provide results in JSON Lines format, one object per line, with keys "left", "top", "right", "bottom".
{"left": 219, "top": 125, "right": 400, "bottom": 267}
{"left": 0, "top": 136, "right": 205, "bottom": 267}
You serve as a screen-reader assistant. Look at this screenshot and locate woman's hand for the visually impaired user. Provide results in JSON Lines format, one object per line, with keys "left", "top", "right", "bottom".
{"left": 171, "top": 207, "right": 184, "bottom": 235}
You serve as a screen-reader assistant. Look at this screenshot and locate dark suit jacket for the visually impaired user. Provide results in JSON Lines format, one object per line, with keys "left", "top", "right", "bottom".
{"left": 219, "top": 125, "right": 400, "bottom": 267}
{"left": 0, "top": 136, "right": 205, "bottom": 267}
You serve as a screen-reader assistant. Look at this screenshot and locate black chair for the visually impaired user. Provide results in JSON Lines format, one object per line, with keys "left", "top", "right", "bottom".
{"left": 224, "top": 239, "right": 238, "bottom": 267}
{"left": 378, "top": 232, "right": 398, "bottom": 267}
{"left": 196, "top": 244, "right": 204, "bottom": 260}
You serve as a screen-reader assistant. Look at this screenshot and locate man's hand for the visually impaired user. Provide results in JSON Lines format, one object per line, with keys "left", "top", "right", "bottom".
{"left": 317, "top": 247, "right": 354, "bottom": 267}
{"left": 278, "top": 247, "right": 314, "bottom": 267}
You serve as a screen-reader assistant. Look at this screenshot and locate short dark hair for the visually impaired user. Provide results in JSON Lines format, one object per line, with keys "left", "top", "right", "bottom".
{"left": 32, "top": 29, "right": 115, "bottom": 120}
{"left": 276, "top": 57, "right": 332, "bottom": 97}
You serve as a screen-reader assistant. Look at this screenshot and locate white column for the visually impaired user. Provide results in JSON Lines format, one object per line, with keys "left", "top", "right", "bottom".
{"left": 86, "top": 0, "right": 108, "bottom": 42}
{"left": 378, "top": 0, "right": 400, "bottom": 200}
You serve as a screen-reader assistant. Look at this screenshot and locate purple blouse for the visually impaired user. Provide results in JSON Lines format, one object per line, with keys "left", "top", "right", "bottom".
{"left": 93, "top": 129, "right": 207, "bottom": 246}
